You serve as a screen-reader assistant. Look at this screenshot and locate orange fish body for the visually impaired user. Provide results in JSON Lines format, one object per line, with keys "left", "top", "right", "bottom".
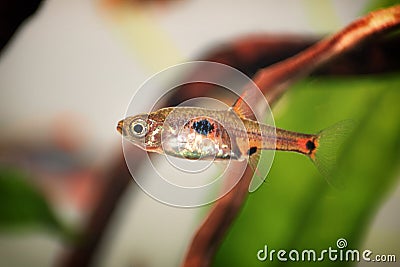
{"left": 117, "top": 107, "right": 319, "bottom": 161}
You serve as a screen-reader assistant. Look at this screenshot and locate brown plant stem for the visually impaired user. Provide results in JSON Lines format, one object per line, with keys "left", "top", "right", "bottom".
{"left": 182, "top": 5, "right": 400, "bottom": 267}
{"left": 59, "top": 152, "right": 133, "bottom": 267}
{"left": 253, "top": 5, "right": 400, "bottom": 104}
{"left": 0, "top": 0, "right": 43, "bottom": 53}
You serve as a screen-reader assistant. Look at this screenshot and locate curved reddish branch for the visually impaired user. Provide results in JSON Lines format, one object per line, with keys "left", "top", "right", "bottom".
{"left": 254, "top": 5, "right": 400, "bottom": 103}
{"left": 182, "top": 5, "right": 400, "bottom": 267}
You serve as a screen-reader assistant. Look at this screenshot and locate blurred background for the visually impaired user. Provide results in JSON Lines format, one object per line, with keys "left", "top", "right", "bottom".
{"left": 0, "top": 0, "right": 399, "bottom": 267}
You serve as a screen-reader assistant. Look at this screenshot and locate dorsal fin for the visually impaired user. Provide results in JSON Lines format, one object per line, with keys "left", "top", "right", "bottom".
{"left": 230, "top": 90, "right": 257, "bottom": 120}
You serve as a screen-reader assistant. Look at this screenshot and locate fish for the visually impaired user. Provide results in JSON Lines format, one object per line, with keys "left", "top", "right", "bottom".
{"left": 117, "top": 98, "right": 352, "bottom": 184}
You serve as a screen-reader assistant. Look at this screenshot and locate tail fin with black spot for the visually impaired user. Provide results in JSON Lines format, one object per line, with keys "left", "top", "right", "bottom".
{"left": 311, "top": 120, "right": 355, "bottom": 187}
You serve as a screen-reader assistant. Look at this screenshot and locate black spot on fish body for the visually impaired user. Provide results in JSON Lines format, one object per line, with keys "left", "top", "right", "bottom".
{"left": 306, "top": 140, "right": 316, "bottom": 153}
{"left": 247, "top": 147, "right": 257, "bottom": 156}
{"left": 192, "top": 119, "right": 214, "bottom": 135}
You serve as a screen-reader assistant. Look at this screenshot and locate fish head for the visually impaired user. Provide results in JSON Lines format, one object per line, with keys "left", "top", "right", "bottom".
{"left": 117, "top": 112, "right": 166, "bottom": 152}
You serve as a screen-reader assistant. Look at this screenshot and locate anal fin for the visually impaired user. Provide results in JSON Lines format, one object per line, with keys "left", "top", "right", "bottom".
{"left": 248, "top": 149, "right": 275, "bottom": 192}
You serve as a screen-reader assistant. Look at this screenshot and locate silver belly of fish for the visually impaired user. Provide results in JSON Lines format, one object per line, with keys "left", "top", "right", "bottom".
{"left": 161, "top": 127, "right": 236, "bottom": 160}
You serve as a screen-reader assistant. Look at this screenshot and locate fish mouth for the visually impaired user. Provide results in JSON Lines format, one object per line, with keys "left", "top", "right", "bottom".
{"left": 116, "top": 120, "right": 124, "bottom": 134}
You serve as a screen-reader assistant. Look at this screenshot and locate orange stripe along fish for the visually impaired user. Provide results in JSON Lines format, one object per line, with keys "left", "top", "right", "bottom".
{"left": 117, "top": 97, "right": 352, "bottom": 187}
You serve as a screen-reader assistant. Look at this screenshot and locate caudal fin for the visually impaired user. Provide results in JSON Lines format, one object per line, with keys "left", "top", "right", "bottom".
{"left": 311, "top": 120, "right": 355, "bottom": 188}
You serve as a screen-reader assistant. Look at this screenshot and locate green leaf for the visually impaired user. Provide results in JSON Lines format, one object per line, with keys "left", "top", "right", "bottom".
{"left": 213, "top": 73, "right": 400, "bottom": 266}
{"left": 0, "top": 165, "right": 73, "bottom": 239}
{"left": 365, "top": 0, "right": 400, "bottom": 13}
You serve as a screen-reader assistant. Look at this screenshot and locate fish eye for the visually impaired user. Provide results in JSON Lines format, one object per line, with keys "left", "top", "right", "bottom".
{"left": 130, "top": 119, "right": 147, "bottom": 137}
